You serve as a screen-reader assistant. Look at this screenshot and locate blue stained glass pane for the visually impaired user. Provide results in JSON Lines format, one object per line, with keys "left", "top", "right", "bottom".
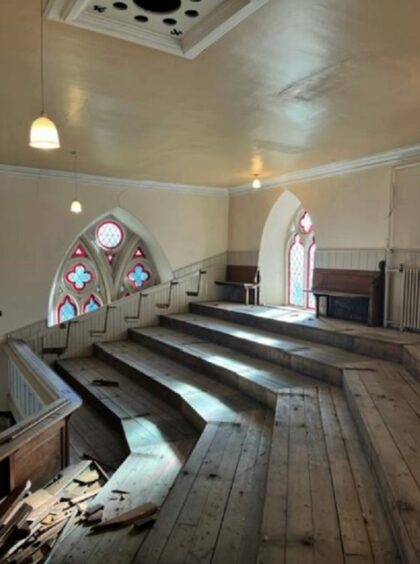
{"left": 68, "top": 264, "right": 92, "bottom": 290}
{"left": 85, "top": 296, "right": 100, "bottom": 313}
{"left": 128, "top": 264, "right": 150, "bottom": 288}
{"left": 289, "top": 236, "right": 305, "bottom": 307}
{"left": 59, "top": 299, "right": 77, "bottom": 322}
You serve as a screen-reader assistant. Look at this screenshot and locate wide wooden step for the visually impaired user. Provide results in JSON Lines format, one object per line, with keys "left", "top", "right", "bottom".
{"left": 190, "top": 301, "right": 420, "bottom": 363}
{"left": 127, "top": 325, "right": 325, "bottom": 406}
{"left": 56, "top": 357, "right": 196, "bottom": 446}
{"left": 161, "top": 313, "right": 371, "bottom": 385}
{"left": 134, "top": 413, "right": 271, "bottom": 564}
{"left": 259, "top": 386, "right": 399, "bottom": 564}
{"left": 343, "top": 362, "right": 420, "bottom": 564}
{"left": 94, "top": 340, "right": 265, "bottom": 428}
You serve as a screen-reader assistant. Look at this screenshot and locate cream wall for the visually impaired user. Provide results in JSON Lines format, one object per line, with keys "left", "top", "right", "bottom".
{"left": 229, "top": 166, "right": 391, "bottom": 256}
{"left": 0, "top": 172, "right": 228, "bottom": 408}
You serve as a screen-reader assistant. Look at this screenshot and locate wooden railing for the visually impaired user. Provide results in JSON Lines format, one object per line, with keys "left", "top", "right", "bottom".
{"left": 0, "top": 339, "right": 81, "bottom": 495}
{"left": 8, "top": 253, "right": 227, "bottom": 362}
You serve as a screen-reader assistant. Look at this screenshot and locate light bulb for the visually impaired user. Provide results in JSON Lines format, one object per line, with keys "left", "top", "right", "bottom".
{"left": 70, "top": 199, "right": 82, "bottom": 214}
{"left": 252, "top": 176, "right": 261, "bottom": 189}
{"left": 30, "top": 114, "right": 60, "bottom": 149}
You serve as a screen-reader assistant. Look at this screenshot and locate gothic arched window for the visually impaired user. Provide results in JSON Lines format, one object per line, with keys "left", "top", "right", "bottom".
{"left": 50, "top": 216, "right": 157, "bottom": 325}
{"left": 287, "top": 210, "right": 316, "bottom": 309}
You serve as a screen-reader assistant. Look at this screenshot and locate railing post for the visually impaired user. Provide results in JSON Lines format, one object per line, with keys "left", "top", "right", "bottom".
{"left": 89, "top": 305, "right": 117, "bottom": 337}
{"left": 156, "top": 281, "right": 179, "bottom": 309}
{"left": 186, "top": 270, "right": 207, "bottom": 297}
{"left": 125, "top": 292, "right": 149, "bottom": 322}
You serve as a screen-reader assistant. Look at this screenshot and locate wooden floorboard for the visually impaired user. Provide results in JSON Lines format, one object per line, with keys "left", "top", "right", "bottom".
{"left": 344, "top": 365, "right": 420, "bottom": 564}
{"left": 259, "top": 387, "right": 398, "bottom": 564}
{"left": 51, "top": 301, "right": 411, "bottom": 564}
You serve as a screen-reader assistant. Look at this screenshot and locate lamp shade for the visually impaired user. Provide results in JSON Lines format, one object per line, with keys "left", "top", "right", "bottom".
{"left": 252, "top": 177, "right": 262, "bottom": 189}
{"left": 30, "top": 115, "right": 60, "bottom": 149}
{"left": 70, "top": 199, "right": 82, "bottom": 214}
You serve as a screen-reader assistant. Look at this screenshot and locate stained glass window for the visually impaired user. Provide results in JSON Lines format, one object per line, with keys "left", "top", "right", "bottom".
{"left": 289, "top": 235, "right": 305, "bottom": 306}
{"left": 58, "top": 296, "right": 78, "bottom": 323}
{"left": 50, "top": 216, "right": 157, "bottom": 325}
{"left": 84, "top": 295, "right": 102, "bottom": 313}
{"left": 96, "top": 220, "right": 124, "bottom": 250}
{"left": 288, "top": 210, "right": 316, "bottom": 309}
{"left": 126, "top": 264, "right": 150, "bottom": 289}
{"left": 65, "top": 264, "right": 93, "bottom": 292}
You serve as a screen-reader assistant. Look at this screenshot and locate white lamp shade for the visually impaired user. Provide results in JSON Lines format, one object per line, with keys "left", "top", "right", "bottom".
{"left": 70, "top": 199, "right": 82, "bottom": 214}
{"left": 30, "top": 115, "right": 60, "bottom": 149}
{"left": 252, "top": 177, "right": 262, "bottom": 189}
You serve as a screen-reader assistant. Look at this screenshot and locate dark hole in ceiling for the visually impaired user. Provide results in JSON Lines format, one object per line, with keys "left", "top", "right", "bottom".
{"left": 113, "top": 2, "right": 128, "bottom": 9}
{"left": 134, "top": 14, "right": 149, "bottom": 22}
{"left": 163, "top": 18, "right": 177, "bottom": 26}
{"left": 133, "top": 0, "right": 181, "bottom": 14}
{"left": 185, "top": 9, "right": 199, "bottom": 17}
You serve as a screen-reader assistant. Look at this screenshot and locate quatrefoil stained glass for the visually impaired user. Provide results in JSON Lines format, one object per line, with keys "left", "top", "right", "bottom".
{"left": 127, "top": 264, "right": 150, "bottom": 288}
{"left": 65, "top": 264, "right": 93, "bottom": 292}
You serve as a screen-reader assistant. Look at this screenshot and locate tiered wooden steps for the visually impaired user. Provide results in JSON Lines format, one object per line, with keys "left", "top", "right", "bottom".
{"left": 48, "top": 300, "right": 420, "bottom": 563}
{"left": 344, "top": 362, "right": 420, "bottom": 564}
{"left": 152, "top": 312, "right": 372, "bottom": 385}
{"left": 68, "top": 400, "right": 128, "bottom": 471}
{"left": 190, "top": 301, "right": 420, "bottom": 362}
{"left": 50, "top": 358, "right": 199, "bottom": 564}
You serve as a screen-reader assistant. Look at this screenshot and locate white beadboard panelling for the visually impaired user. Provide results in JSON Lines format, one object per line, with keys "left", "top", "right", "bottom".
{"left": 9, "top": 253, "right": 227, "bottom": 362}
{"left": 315, "top": 249, "right": 386, "bottom": 271}
{"left": 8, "top": 359, "right": 44, "bottom": 421}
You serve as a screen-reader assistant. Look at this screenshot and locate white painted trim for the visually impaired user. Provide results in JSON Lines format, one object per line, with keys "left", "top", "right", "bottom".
{"left": 46, "top": 0, "right": 269, "bottom": 60}
{"left": 4, "top": 142, "right": 420, "bottom": 199}
{"left": 0, "top": 163, "right": 228, "bottom": 197}
{"left": 230, "top": 143, "right": 420, "bottom": 196}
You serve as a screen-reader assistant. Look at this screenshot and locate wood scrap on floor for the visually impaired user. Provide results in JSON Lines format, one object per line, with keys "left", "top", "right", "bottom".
{"left": 91, "top": 379, "right": 119, "bottom": 387}
{"left": 91, "top": 502, "right": 158, "bottom": 531}
{"left": 0, "top": 460, "right": 108, "bottom": 563}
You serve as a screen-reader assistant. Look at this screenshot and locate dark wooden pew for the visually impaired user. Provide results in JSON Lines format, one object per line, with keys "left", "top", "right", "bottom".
{"left": 311, "top": 266, "right": 385, "bottom": 326}
{"left": 215, "top": 265, "right": 260, "bottom": 305}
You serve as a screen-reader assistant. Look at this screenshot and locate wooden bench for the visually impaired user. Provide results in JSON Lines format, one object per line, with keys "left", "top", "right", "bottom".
{"left": 311, "top": 266, "right": 385, "bottom": 326}
{"left": 215, "top": 265, "right": 260, "bottom": 305}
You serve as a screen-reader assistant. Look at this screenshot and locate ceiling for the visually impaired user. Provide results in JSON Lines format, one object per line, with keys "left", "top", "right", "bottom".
{"left": 2, "top": 0, "right": 420, "bottom": 188}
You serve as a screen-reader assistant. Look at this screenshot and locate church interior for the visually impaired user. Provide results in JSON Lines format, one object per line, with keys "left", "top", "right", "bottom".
{"left": 1, "top": 1, "right": 420, "bottom": 562}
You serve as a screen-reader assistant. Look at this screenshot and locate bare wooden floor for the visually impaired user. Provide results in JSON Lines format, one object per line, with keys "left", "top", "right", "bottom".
{"left": 68, "top": 401, "right": 128, "bottom": 472}
{"left": 47, "top": 300, "right": 420, "bottom": 563}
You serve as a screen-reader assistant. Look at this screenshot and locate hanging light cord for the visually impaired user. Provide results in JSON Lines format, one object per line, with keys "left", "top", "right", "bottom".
{"left": 72, "top": 151, "right": 78, "bottom": 200}
{"left": 40, "top": 0, "right": 45, "bottom": 114}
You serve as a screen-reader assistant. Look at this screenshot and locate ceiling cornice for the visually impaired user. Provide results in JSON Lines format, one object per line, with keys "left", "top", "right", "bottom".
{"left": 230, "top": 143, "right": 420, "bottom": 196}
{"left": 2, "top": 142, "right": 420, "bottom": 198}
{"left": 0, "top": 163, "right": 228, "bottom": 197}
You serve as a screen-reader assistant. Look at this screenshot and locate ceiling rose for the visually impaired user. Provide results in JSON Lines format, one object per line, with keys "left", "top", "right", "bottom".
{"left": 132, "top": 0, "right": 181, "bottom": 13}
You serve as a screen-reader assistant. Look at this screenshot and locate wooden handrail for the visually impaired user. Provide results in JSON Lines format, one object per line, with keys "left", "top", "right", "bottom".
{"left": 1, "top": 339, "right": 82, "bottom": 491}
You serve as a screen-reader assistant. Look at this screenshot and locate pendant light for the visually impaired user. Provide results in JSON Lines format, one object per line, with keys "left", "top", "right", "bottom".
{"left": 70, "top": 151, "right": 82, "bottom": 213}
{"left": 30, "top": 0, "right": 60, "bottom": 150}
{"left": 252, "top": 174, "right": 261, "bottom": 189}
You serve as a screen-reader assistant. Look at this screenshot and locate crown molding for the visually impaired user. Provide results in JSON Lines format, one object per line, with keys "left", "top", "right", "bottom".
{"left": 230, "top": 143, "right": 420, "bottom": 196}
{"left": 0, "top": 163, "right": 228, "bottom": 197}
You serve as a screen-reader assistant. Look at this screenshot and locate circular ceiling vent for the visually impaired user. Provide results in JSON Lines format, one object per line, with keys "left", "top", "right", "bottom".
{"left": 132, "top": 0, "right": 181, "bottom": 13}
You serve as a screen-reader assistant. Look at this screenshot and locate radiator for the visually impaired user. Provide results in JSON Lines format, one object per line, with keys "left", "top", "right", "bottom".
{"left": 402, "top": 267, "right": 420, "bottom": 330}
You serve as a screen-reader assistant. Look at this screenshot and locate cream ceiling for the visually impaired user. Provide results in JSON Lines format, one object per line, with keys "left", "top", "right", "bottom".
{"left": 2, "top": 0, "right": 420, "bottom": 188}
